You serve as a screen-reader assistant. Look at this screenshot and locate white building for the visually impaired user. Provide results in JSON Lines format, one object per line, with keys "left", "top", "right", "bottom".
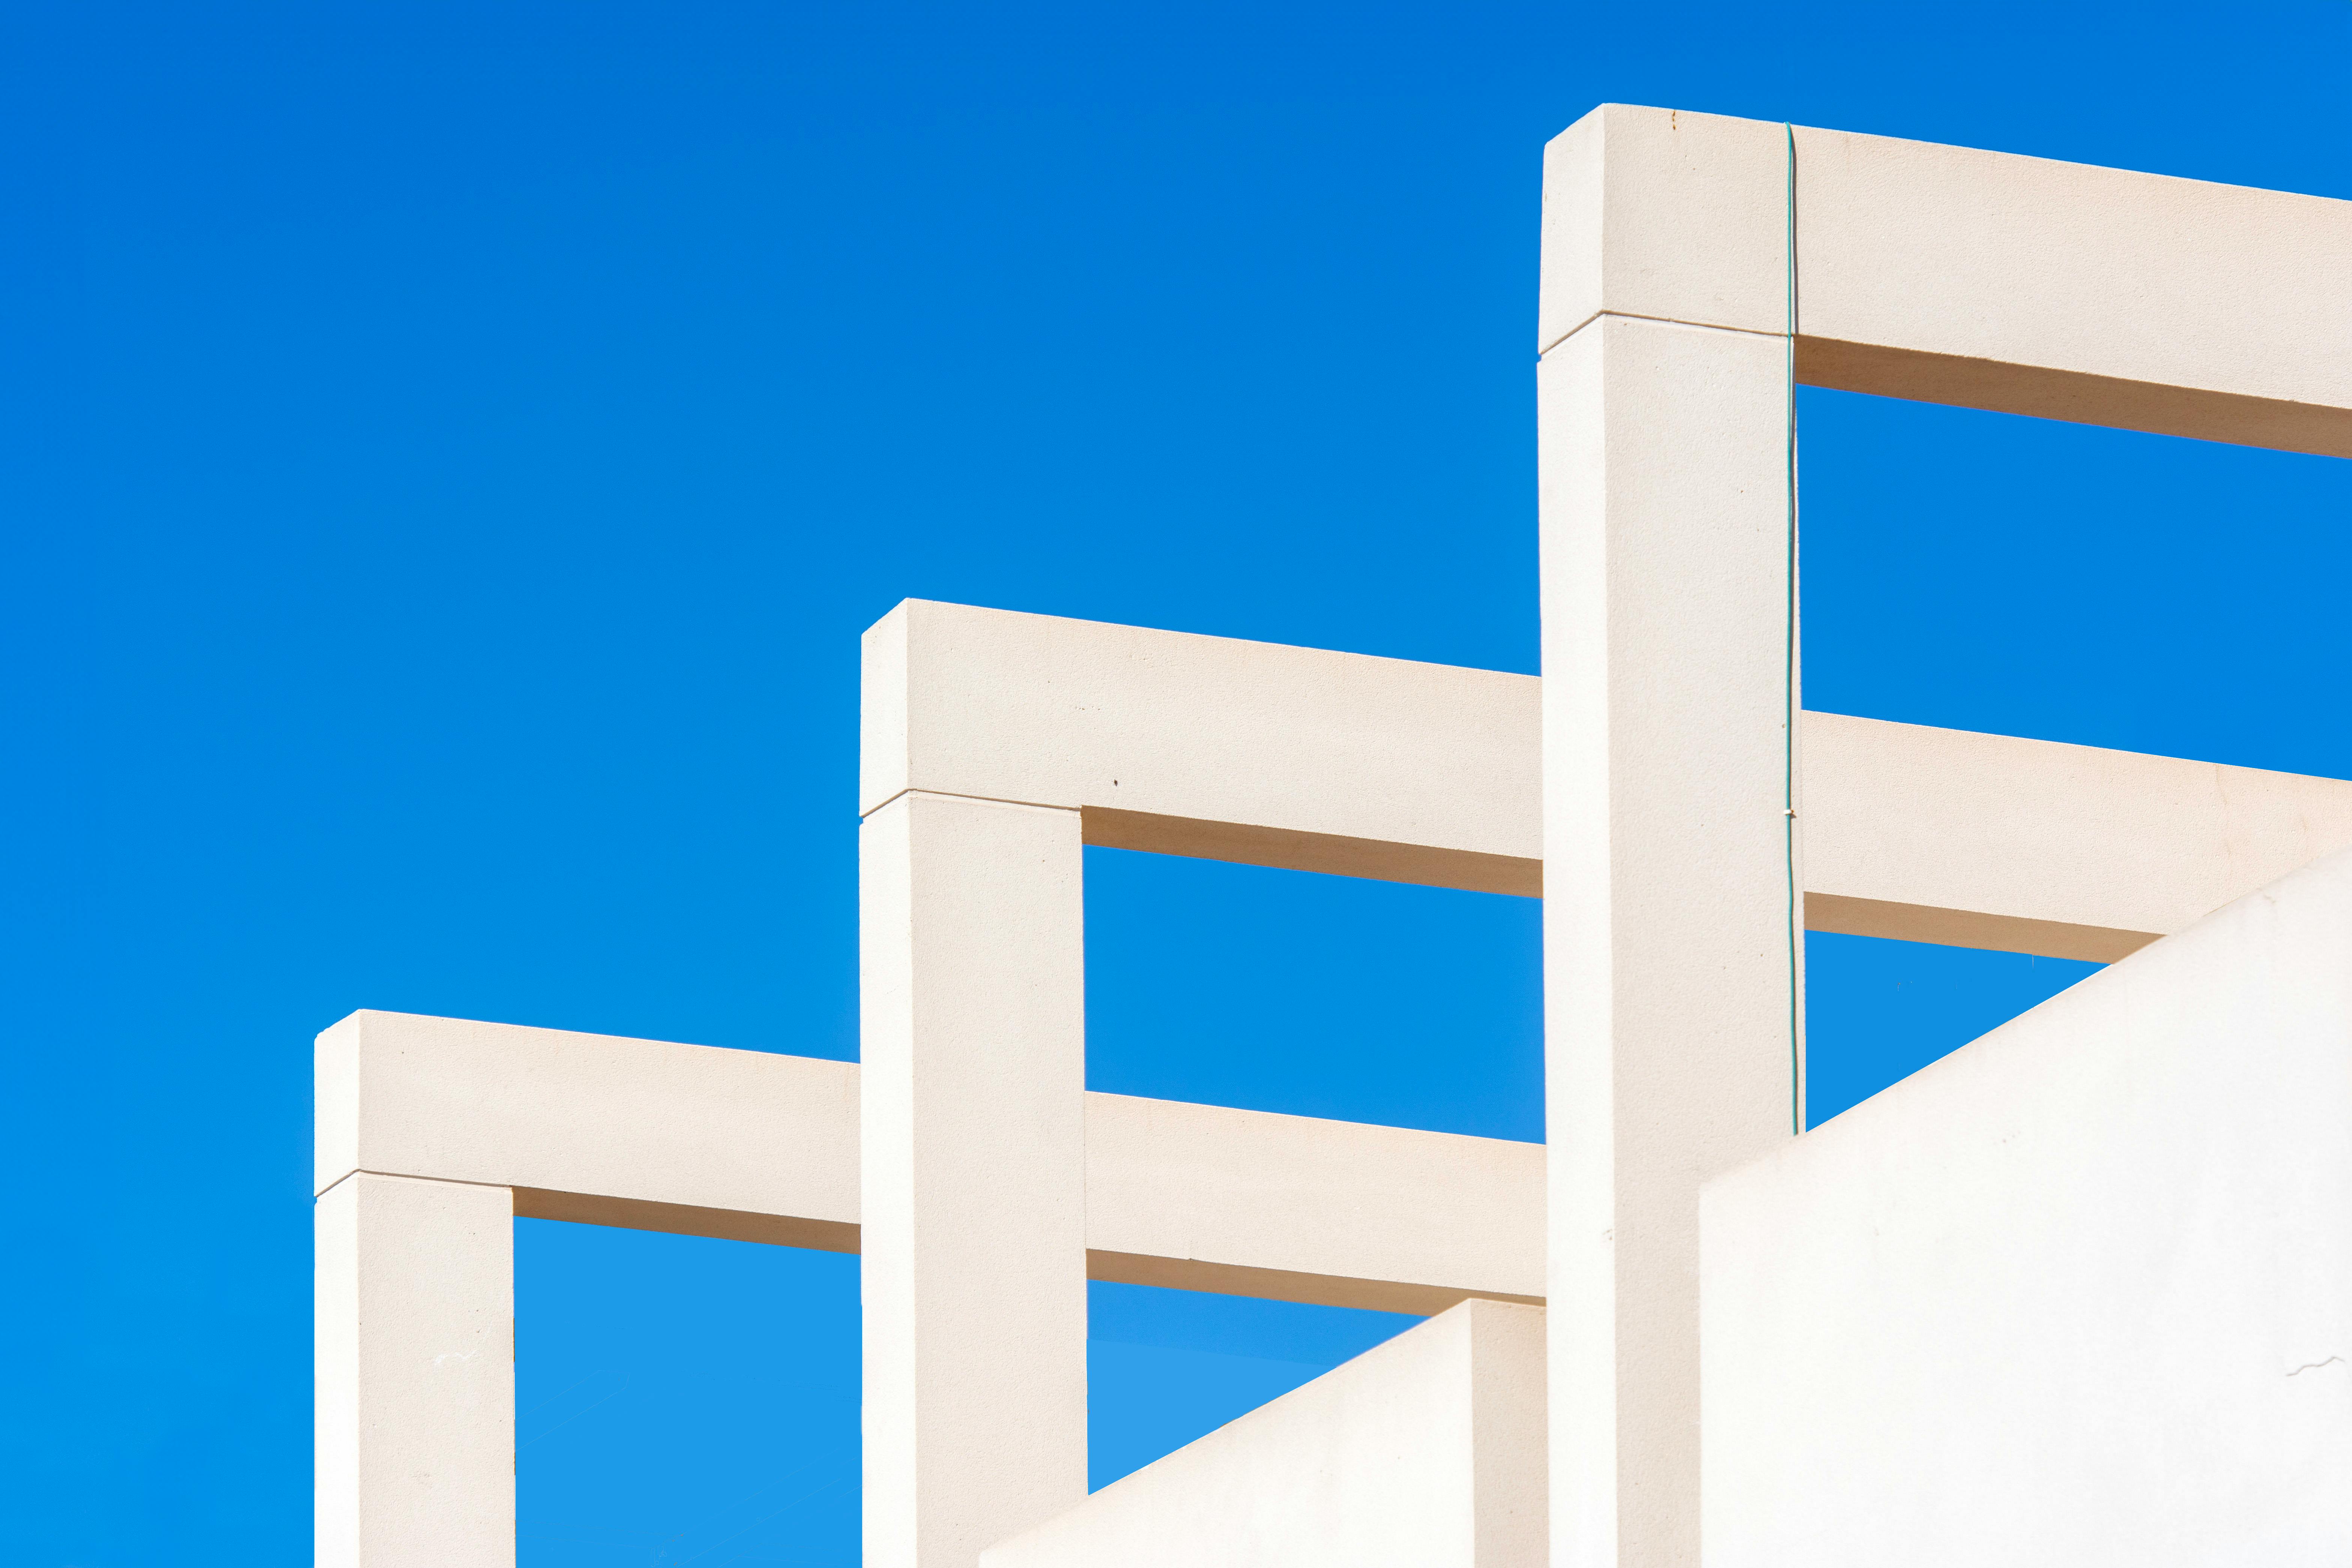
{"left": 314, "top": 105, "right": 2352, "bottom": 1567}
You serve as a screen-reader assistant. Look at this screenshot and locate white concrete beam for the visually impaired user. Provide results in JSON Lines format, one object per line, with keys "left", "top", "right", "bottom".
{"left": 861, "top": 598, "right": 1543, "bottom": 895}
{"left": 1541, "top": 104, "right": 2352, "bottom": 456}
{"left": 1702, "top": 846, "right": 2352, "bottom": 1566}
{"left": 857, "top": 600, "right": 2352, "bottom": 960}
{"left": 1083, "top": 1092, "right": 1543, "bottom": 1313}
{"left": 316, "top": 1010, "right": 1545, "bottom": 1314}
{"left": 861, "top": 791, "right": 1091, "bottom": 1568}
{"left": 1538, "top": 312, "right": 1800, "bottom": 1568}
{"left": 1804, "top": 711, "right": 2352, "bottom": 962}
{"left": 981, "top": 1299, "right": 1548, "bottom": 1568}
{"left": 315, "top": 1010, "right": 860, "bottom": 1249}
{"left": 316, "top": 1171, "right": 513, "bottom": 1568}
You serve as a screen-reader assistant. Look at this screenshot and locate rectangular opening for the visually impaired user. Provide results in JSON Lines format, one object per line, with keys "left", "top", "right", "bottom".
{"left": 517, "top": 1220, "right": 860, "bottom": 1567}
{"left": 1795, "top": 383, "right": 2352, "bottom": 1122}
{"left": 1083, "top": 845, "right": 1542, "bottom": 1143}
{"left": 1800, "top": 385, "right": 2352, "bottom": 781}
{"left": 1087, "top": 1280, "right": 1416, "bottom": 1491}
{"left": 1804, "top": 932, "right": 2101, "bottom": 1127}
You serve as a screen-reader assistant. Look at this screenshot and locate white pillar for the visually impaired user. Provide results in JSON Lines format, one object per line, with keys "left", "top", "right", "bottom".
{"left": 316, "top": 1171, "right": 515, "bottom": 1568}
{"left": 1538, "top": 108, "right": 1800, "bottom": 1568}
{"left": 860, "top": 789, "right": 1090, "bottom": 1568}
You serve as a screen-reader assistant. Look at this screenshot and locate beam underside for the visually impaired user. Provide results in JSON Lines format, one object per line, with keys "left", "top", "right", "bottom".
{"left": 329, "top": 1023, "right": 1547, "bottom": 1317}
{"left": 504, "top": 1192, "right": 1540, "bottom": 1316}
{"left": 366, "top": 1091, "right": 1548, "bottom": 1317}
{"left": 878, "top": 612, "right": 2352, "bottom": 960}
{"left": 1086, "top": 803, "right": 2177, "bottom": 961}
{"left": 1795, "top": 337, "right": 2352, "bottom": 460}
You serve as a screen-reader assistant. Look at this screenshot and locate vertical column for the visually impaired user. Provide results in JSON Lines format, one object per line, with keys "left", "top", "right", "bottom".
{"left": 1468, "top": 1300, "right": 1552, "bottom": 1568}
{"left": 316, "top": 1171, "right": 515, "bottom": 1568}
{"left": 861, "top": 789, "right": 1090, "bottom": 1568}
{"left": 1538, "top": 105, "right": 1800, "bottom": 1568}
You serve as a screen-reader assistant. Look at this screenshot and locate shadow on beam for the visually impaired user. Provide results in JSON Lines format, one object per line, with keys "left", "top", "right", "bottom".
{"left": 513, "top": 1188, "right": 861, "bottom": 1253}
{"left": 1798, "top": 336, "right": 2352, "bottom": 460}
{"left": 1803, "top": 893, "right": 2158, "bottom": 965}
{"left": 511, "top": 1190, "right": 1549, "bottom": 1317}
{"left": 1082, "top": 806, "right": 1542, "bottom": 898}
{"left": 1081, "top": 803, "right": 2166, "bottom": 962}
{"left": 1086, "top": 1249, "right": 1544, "bottom": 1318}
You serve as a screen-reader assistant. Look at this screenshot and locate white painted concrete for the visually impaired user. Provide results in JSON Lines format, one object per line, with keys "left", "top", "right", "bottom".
{"left": 861, "top": 597, "right": 1543, "bottom": 894}
{"left": 306, "top": 1010, "right": 1540, "bottom": 1568}
{"left": 1703, "top": 846, "right": 2352, "bottom": 1567}
{"left": 316, "top": 1171, "right": 513, "bottom": 1568}
{"left": 313, "top": 113, "right": 2352, "bottom": 1568}
{"left": 861, "top": 791, "right": 1091, "bottom": 1568}
{"left": 1804, "top": 710, "right": 2352, "bottom": 961}
{"left": 315, "top": 1009, "right": 1544, "bottom": 1308}
{"left": 857, "top": 599, "right": 2352, "bottom": 956}
{"left": 1084, "top": 1091, "right": 1543, "bottom": 1312}
{"left": 311, "top": 623, "right": 2352, "bottom": 1568}
{"left": 1790, "top": 118, "right": 2352, "bottom": 456}
{"left": 1539, "top": 311, "right": 1800, "bottom": 1568}
{"left": 1542, "top": 104, "right": 2352, "bottom": 456}
{"left": 315, "top": 1009, "right": 860, "bottom": 1248}
{"left": 1538, "top": 104, "right": 1790, "bottom": 355}
{"left": 981, "top": 1299, "right": 1547, "bottom": 1568}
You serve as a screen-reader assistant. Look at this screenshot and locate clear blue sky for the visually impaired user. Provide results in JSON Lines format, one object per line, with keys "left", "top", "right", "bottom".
{"left": 4, "top": 2, "right": 2350, "bottom": 1562}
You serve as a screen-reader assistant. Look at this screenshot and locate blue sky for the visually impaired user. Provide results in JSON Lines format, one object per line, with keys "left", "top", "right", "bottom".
{"left": 4, "top": 1, "right": 2350, "bottom": 1562}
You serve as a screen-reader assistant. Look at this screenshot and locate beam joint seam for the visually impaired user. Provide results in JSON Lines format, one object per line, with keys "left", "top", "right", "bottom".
{"left": 1538, "top": 309, "right": 1791, "bottom": 360}
{"left": 313, "top": 1168, "right": 520, "bottom": 1201}
{"left": 858, "top": 786, "right": 1086, "bottom": 822}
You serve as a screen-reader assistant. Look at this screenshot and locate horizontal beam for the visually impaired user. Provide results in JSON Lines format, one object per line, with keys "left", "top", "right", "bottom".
{"left": 1802, "top": 712, "right": 2352, "bottom": 961}
{"left": 1083, "top": 1091, "right": 1543, "bottom": 1311}
{"left": 1539, "top": 105, "right": 2352, "bottom": 457}
{"left": 861, "top": 599, "right": 1543, "bottom": 880}
{"left": 860, "top": 601, "right": 2352, "bottom": 959}
{"left": 317, "top": 1011, "right": 1545, "bottom": 1314}
{"left": 315, "top": 1010, "right": 863, "bottom": 1226}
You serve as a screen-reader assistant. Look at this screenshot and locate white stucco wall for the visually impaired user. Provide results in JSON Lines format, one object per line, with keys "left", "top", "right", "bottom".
{"left": 980, "top": 1299, "right": 1546, "bottom": 1568}
{"left": 1702, "top": 847, "right": 2352, "bottom": 1566}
